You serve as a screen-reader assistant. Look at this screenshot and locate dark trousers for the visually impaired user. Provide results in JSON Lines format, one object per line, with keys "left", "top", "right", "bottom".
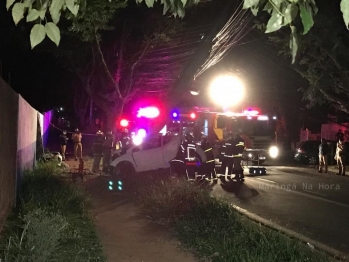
{"left": 232, "top": 157, "right": 244, "bottom": 178}
{"left": 204, "top": 161, "right": 217, "bottom": 179}
{"left": 103, "top": 149, "right": 112, "bottom": 171}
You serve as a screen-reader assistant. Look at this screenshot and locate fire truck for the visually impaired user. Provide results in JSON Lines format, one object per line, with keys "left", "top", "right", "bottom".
{"left": 168, "top": 107, "right": 279, "bottom": 164}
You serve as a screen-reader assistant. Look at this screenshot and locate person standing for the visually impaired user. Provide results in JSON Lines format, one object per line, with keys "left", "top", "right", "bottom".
{"left": 335, "top": 129, "right": 344, "bottom": 142}
{"left": 335, "top": 138, "right": 346, "bottom": 176}
{"left": 318, "top": 138, "right": 329, "bottom": 173}
{"left": 92, "top": 130, "right": 104, "bottom": 173}
{"left": 200, "top": 135, "right": 217, "bottom": 181}
{"left": 59, "top": 130, "right": 68, "bottom": 161}
{"left": 231, "top": 132, "right": 245, "bottom": 181}
{"left": 182, "top": 133, "right": 197, "bottom": 181}
{"left": 72, "top": 128, "right": 82, "bottom": 161}
{"left": 102, "top": 130, "right": 114, "bottom": 172}
{"left": 221, "top": 133, "right": 234, "bottom": 180}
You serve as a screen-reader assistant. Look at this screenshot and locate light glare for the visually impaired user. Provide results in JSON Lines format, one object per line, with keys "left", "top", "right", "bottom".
{"left": 209, "top": 75, "right": 244, "bottom": 107}
{"left": 137, "top": 106, "right": 160, "bottom": 118}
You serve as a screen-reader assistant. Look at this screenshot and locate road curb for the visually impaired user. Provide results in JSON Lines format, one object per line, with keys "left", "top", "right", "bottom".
{"left": 90, "top": 198, "right": 133, "bottom": 217}
{"left": 232, "top": 204, "right": 348, "bottom": 262}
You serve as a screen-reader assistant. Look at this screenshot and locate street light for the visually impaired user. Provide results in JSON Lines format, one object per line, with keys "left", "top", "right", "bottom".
{"left": 209, "top": 75, "right": 244, "bottom": 108}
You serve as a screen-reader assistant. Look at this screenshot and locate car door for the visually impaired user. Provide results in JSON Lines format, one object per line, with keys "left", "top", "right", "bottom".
{"left": 132, "top": 137, "right": 163, "bottom": 172}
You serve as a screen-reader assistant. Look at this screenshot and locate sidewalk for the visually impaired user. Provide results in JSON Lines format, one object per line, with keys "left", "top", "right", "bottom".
{"left": 85, "top": 177, "right": 197, "bottom": 262}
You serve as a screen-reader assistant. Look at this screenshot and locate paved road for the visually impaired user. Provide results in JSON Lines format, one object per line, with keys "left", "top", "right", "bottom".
{"left": 212, "top": 165, "right": 349, "bottom": 255}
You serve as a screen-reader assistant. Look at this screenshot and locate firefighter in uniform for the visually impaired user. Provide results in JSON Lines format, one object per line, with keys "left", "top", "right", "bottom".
{"left": 231, "top": 132, "right": 245, "bottom": 181}
{"left": 200, "top": 135, "right": 217, "bottom": 181}
{"left": 220, "top": 132, "right": 234, "bottom": 179}
{"left": 102, "top": 130, "right": 114, "bottom": 172}
{"left": 119, "top": 128, "right": 131, "bottom": 155}
{"left": 92, "top": 130, "right": 104, "bottom": 173}
{"left": 182, "top": 133, "right": 197, "bottom": 181}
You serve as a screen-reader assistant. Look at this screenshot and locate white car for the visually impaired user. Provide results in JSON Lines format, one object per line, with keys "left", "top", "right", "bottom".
{"left": 109, "top": 134, "right": 207, "bottom": 178}
{"left": 109, "top": 134, "right": 182, "bottom": 177}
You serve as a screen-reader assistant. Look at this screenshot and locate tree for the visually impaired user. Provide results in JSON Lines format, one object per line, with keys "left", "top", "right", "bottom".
{"left": 5, "top": 0, "right": 202, "bottom": 49}
{"left": 269, "top": 0, "right": 349, "bottom": 114}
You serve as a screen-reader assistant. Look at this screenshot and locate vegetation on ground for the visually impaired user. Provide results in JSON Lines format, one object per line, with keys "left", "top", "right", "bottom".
{"left": 0, "top": 162, "right": 105, "bottom": 262}
{"left": 125, "top": 172, "right": 331, "bottom": 262}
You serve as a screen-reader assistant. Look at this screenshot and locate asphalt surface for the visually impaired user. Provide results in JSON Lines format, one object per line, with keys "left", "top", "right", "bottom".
{"left": 212, "top": 165, "right": 349, "bottom": 256}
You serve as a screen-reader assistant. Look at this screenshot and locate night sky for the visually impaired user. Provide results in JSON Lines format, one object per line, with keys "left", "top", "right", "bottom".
{"left": 0, "top": 0, "right": 331, "bottom": 134}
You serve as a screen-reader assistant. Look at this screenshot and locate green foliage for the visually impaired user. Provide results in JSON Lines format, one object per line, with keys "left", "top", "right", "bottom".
{"left": 132, "top": 173, "right": 330, "bottom": 261}
{"left": 6, "top": 0, "right": 201, "bottom": 49}
{"left": 0, "top": 162, "right": 105, "bottom": 262}
{"left": 269, "top": 3, "right": 349, "bottom": 113}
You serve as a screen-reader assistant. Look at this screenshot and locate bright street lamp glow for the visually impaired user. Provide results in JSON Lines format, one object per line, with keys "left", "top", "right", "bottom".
{"left": 209, "top": 75, "right": 244, "bottom": 107}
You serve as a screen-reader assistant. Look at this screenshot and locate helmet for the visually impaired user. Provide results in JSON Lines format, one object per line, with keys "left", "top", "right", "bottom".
{"left": 75, "top": 128, "right": 79, "bottom": 132}
{"left": 184, "top": 133, "right": 194, "bottom": 142}
{"left": 96, "top": 130, "right": 103, "bottom": 135}
{"left": 63, "top": 130, "right": 67, "bottom": 134}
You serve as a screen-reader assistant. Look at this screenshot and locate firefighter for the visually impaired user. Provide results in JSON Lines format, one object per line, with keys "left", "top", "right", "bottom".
{"left": 120, "top": 128, "right": 131, "bottom": 154}
{"left": 182, "top": 133, "right": 198, "bottom": 181}
{"left": 335, "top": 129, "right": 345, "bottom": 142}
{"left": 72, "top": 128, "right": 82, "bottom": 161}
{"left": 231, "top": 132, "right": 245, "bottom": 181}
{"left": 59, "top": 130, "right": 69, "bottom": 161}
{"left": 200, "top": 134, "right": 217, "bottom": 181}
{"left": 92, "top": 130, "right": 104, "bottom": 173}
{"left": 220, "top": 133, "right": 234, "bottom": 180}
{"left": 102, "top": 130, "right": 114, "bottom": 172}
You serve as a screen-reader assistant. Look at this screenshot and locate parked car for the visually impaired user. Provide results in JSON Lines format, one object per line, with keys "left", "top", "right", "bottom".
{"left": 294, "top": 140, "right": 337, "bottom": 165}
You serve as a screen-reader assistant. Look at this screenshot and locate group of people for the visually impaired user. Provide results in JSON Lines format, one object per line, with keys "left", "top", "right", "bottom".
{"left": 318, "top": 129, "right": 346, "bottom": 176}
{"left": 171, "top": 131, "right": 245, "bottom": 182}
{"left": 59, "top": 128, "right": 83, "bottom": 161}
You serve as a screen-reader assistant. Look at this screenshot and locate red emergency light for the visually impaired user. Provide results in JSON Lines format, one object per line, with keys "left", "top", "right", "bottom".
{"left": 120, "top": 119, "right": 129, "bottom": 127}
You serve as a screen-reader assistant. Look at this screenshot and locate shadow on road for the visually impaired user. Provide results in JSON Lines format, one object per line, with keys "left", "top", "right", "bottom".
{"left": 220, "top": 179, "right": 259, "bottom": 200}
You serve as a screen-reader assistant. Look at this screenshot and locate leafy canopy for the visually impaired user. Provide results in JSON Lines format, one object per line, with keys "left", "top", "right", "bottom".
{"left": 6, "top": 0, "right": 198, "bottom": 49}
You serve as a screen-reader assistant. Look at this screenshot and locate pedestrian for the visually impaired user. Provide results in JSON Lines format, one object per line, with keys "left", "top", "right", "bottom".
{"left": 200, "top": 135, "right": 217, "bottom": 181}
{"left": 335, "top": 138, "right": 346, "bottom": 176}
{"left": 335, "top": 129, "right": 344, "bottom": 142}
{"left": 59, "top": 130, "right": 69, "bottom": 161}
{"left": 232, "top": 132, "right": 245, "bottom": 181}
{"left": 92, "top": 130, "right": 104, "bottom": 173}
{"left": 102, "top": 130, "right": 114, "bottom": 172}
{"left": 72, "top": 128, "right": 83, "bottom": 161}
{"left": 220, "top": 132, "right": 234, "bottom": 180}
{"left": 318, "top": 138, "right": 329, "bottom": 173}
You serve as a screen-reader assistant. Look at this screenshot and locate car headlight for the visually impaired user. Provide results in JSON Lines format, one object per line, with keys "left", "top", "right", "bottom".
{"left": 269, "top": 146, "right": 279, "bottom": 158}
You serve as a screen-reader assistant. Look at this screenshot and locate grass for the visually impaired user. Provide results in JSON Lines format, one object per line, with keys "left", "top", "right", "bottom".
{"left": 0, "top": 161, "right": 105, "bottom": 262}
{"left": 125, "top": 172, "right": 332, "bottom": 262}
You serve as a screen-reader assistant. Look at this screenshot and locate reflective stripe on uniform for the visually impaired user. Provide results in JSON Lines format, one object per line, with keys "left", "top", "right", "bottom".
{"left": 236, "top": 142, "right": 244, "bottom": 146}
{"left": 232, "top": 154, "right": 243, "bottom": 157}
{"left": 206, "top": 159, "right": 215, "bottom": 163}
{"left": 205, "top": 148, "right": 212, "bottom": 152}
{"left": 225, "top": 143, "right": 231, "bottom": 145}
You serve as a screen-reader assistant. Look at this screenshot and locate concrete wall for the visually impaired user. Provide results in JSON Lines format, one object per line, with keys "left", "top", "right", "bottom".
{"left": 0, "top": 78, "right": 19, "bottom": 228}
{"left": 0, "top": 79, "right": 43, "bottom": 229}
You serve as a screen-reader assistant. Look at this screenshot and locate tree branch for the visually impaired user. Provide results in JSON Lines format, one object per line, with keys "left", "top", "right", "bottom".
{"left": 95, "top": 33, "right": 123, "bottom": 100}
{"left": 319, "top": 88, "right": 349, "bottom": 114}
